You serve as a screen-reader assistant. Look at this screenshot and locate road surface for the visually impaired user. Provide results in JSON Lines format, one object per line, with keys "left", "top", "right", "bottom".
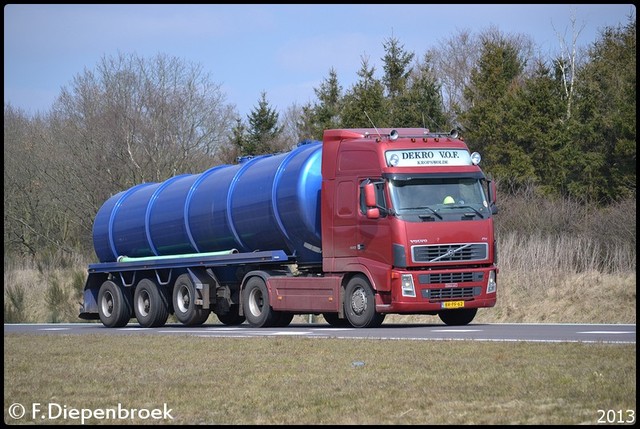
{"left": 4, "top": 322, "right": 635, "bottom": 344}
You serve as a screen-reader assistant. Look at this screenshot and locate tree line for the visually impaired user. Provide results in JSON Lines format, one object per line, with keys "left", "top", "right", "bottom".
{"left": 4, "top": 16, "right": 636, "bottom": 261}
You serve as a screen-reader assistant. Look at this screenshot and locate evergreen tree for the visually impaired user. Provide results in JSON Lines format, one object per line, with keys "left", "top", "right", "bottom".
{"left": 299, "top": 68, "right": 343, "bottom": 140}
{"left": 297, "top": 101, "right": 319, "bottom": 140}
{"left": 314, "top": 68, "right": 343, "bottom": 131}
{"left": 571, "top": 17, "right": 636, "bottom": 203}
{"left": 341, "top": 56, "right": 387, "bottom": 128}
{"left": 245, "top": 91, "right": 283, "bottom": 155}
{"left": 460, "top": 31, "right": 533, "bottom": 187}
{"left": 381, "top": 34, "right": 415, "bottom": 99}
{"left": 392, "top": 52, "right": 447, "bottom": 129}
{"left": 225, "top": 117, "right": 247, "bottom": 162}
{"left": 517, "top": 59, "right": 570, "bottom": 196}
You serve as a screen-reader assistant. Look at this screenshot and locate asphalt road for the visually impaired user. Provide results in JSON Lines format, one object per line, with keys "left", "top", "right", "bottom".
{"left": 4, "top": 322, "right": 636, "bottom": 344}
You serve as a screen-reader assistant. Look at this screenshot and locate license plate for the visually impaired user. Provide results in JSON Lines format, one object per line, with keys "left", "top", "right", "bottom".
{"left": 442, "top": 301, "right": 464, "bottom": 309}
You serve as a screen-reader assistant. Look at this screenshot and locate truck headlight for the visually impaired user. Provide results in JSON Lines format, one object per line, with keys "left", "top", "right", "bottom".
{"left": 487, "top": 270, "right": 497, "bottom": 294}
{"left": 401, "top": 274, "right": 416, "bottom": 297}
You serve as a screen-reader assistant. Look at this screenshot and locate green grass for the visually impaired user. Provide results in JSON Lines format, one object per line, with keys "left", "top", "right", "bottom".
{"left": 3, "top": 334, "right": 636, "bottom": 425}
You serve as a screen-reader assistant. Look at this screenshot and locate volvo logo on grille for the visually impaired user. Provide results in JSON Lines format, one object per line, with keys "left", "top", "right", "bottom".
{"left": 430, "top": 244, "right": 471, "bottom": 263}
{"left": 442, "top": 249, "right": 456, "bottom": 259}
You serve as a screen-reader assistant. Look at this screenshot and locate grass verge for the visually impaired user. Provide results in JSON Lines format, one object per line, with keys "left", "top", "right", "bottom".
{"left": 3, "top": 334, "right": 636, "bottom": 425}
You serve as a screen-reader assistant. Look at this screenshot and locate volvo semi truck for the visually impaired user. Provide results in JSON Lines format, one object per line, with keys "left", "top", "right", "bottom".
{"left": 79, "top": 127, "right": 498, "bottom": 328}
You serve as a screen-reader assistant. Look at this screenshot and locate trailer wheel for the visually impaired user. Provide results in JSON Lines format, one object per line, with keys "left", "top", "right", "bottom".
{"left": 344, "top": 275, "right": 385, "bottom": 328}
{"left": 97, "top": 280, "right": 132, "bottom": 328}
{"left": 243, "top": 277, "right": 275, "bottom": 328}
{"left": 438, "top": 308, "right": 477, "bottom": 326}
{"left": 217, "top": 304, "right": 245, "bottom": 326}
{"left": 134, "top": 279, "right": 169, "bottom": 328}
{"left": 172, "top": 274, "right": 210, "bottom": 326}
{"left": 322, "top": 312, "right": 352, "bottom": 327}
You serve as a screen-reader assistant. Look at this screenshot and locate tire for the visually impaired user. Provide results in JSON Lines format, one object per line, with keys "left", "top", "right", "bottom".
{"left": 133, "top": 278, "right": 170, "bottom": 328}
{"left": 242, "top": 277, "right": 275, "bottom": 328}
{"left": 97, "top": 280, "right": 132, "bottom": 328}
{"left": 217, "top": 304, "right": 245, "bottom": 326}
{"left": 271, "top": 311, "right": 294, "bottom": 327}
{"left": 438, "top": 308, "right": 477, "bottom": 326}
{"left": 172, "top": 274, "right": 210, "bottom": 326}
{"left": 322, "top": 312, "right": 352, "bottom": 327}
{"left": 344, "top": 275, "right": 385, "bottom": 328}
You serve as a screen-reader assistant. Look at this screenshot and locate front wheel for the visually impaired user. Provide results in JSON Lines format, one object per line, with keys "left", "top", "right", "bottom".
{"left": 242, "top": 277, "right": 275, "bottom": 328}
{"left": 322, "top": 312, "right": 352, "bottom": 327}
{"left": 271, "top": 311, "right": 294, "bottom": 327}
{"left": 344, "top": 275, "right": 385, "bottom": 328}
{"left": 438, "top": 308, "right": 477, "bottom": 326}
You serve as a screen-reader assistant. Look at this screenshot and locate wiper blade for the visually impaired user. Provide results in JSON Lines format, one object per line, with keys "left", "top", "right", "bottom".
{"left": 441, "top": 204, "right": 485, "bottom": 219}
{"left": 403, "top": 206, "right": 443, "bottom": 220}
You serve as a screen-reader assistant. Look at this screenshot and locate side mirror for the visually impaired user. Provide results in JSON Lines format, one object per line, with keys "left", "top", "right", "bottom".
{"left": 364, "top": 183, "right": 377, "bottom": 207}
{"left": 366, "top": 208, "right": 380, "bottom": 219}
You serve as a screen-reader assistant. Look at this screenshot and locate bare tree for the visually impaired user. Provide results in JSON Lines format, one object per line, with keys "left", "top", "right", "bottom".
{"left": 278, "top": 102, "right": 307, "bottom": 150}
{"left": 46, "top": 52, "right": 237, "bottom": 249}
{"left": 428, "top": 29, "right": 480, "bottom": 120}
{"left": 4, "top": 105, "right": 77, "bottom": 256}
{"left": 552, "top": 7, "right": 586, "bottom": 120}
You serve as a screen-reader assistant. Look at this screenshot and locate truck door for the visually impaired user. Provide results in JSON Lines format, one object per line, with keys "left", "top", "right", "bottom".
{"left": 357, "top": 178, "right": 391, "bottom": 264}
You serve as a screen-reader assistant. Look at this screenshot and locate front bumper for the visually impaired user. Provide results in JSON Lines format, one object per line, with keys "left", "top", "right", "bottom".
{"left": 375, "top": 266, "right": 497, "bottom": 313}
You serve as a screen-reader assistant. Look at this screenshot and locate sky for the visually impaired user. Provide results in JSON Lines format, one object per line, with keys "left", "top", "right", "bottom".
{"left": 4, "top": 4, "right": 636, "bottom": 119}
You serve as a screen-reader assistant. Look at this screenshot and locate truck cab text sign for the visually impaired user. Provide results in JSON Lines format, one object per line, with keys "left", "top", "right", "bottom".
{"left": 385, "top": 149, "right": 472, "bottom": 167}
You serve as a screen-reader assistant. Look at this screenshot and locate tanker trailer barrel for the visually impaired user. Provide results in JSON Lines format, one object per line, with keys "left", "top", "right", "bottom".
{"left": 92, "top": 140, "right": 324, "bottom": 265}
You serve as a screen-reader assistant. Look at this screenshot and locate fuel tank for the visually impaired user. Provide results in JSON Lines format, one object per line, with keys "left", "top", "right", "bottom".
{"left": 92, "top": 140, "right": 323, "bottom": 264}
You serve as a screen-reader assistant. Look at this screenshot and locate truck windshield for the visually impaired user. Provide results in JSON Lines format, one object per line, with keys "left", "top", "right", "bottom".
{"left": 388, "top": 177, "right": 489, "bottom": 219}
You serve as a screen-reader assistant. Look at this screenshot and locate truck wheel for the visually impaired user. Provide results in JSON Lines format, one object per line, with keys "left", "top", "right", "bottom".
{"left": 134, "top": 279, "right": 169, "bottom": 328}
{"left": 344, "top": 275, "right": 385, "bottom": 328}
{"left": 271, "top": 312, "right": 294, "bottom": 327}
{"left": 97, "top": 280, "right": 132, "bottom": 328}
{"left": 243, "top": 277, "right": 275, "bottom": 328}
{"left": 438, "top": 308, "right": 477, "bottom": 326}
{"left": 172, "top": 274, "right": 210, "bottom": 326}
{"left": 322, "top": 312, "right": 352, "bottom": 327}
{"left": 217, "top": 304, "right": 245, "bottom": 326}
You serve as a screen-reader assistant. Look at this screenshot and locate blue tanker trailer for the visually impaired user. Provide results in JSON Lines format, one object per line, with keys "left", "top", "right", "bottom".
{"left": 81, "top": 140, "right": 323, "bottom": 327}
{"left": 92, "top": 140, "right": 323, "bottom": 265}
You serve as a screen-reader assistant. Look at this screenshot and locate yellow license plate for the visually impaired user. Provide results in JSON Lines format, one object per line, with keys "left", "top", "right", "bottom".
{"left": 442, "top": 301, "right": 464, "bottom": 309}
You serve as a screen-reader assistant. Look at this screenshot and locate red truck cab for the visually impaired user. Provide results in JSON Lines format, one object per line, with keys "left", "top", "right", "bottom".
{"left": 319, "top": 128, "right": 498, "bottom": 327}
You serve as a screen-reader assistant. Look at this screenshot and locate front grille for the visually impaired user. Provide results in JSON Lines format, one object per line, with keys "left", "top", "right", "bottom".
{"left": 419, "top": 272, "right": 483, "bottom": 284}
{"left": 412, "top": 243, "right": 488, "bottom": 263}
{"left": 421, "top": 287, "right": 480, "bottom": 300}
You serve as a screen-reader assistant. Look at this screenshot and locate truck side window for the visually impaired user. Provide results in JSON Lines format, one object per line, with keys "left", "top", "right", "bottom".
{"left": 359, "top": 179, "right": 387, "bottom": 217}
